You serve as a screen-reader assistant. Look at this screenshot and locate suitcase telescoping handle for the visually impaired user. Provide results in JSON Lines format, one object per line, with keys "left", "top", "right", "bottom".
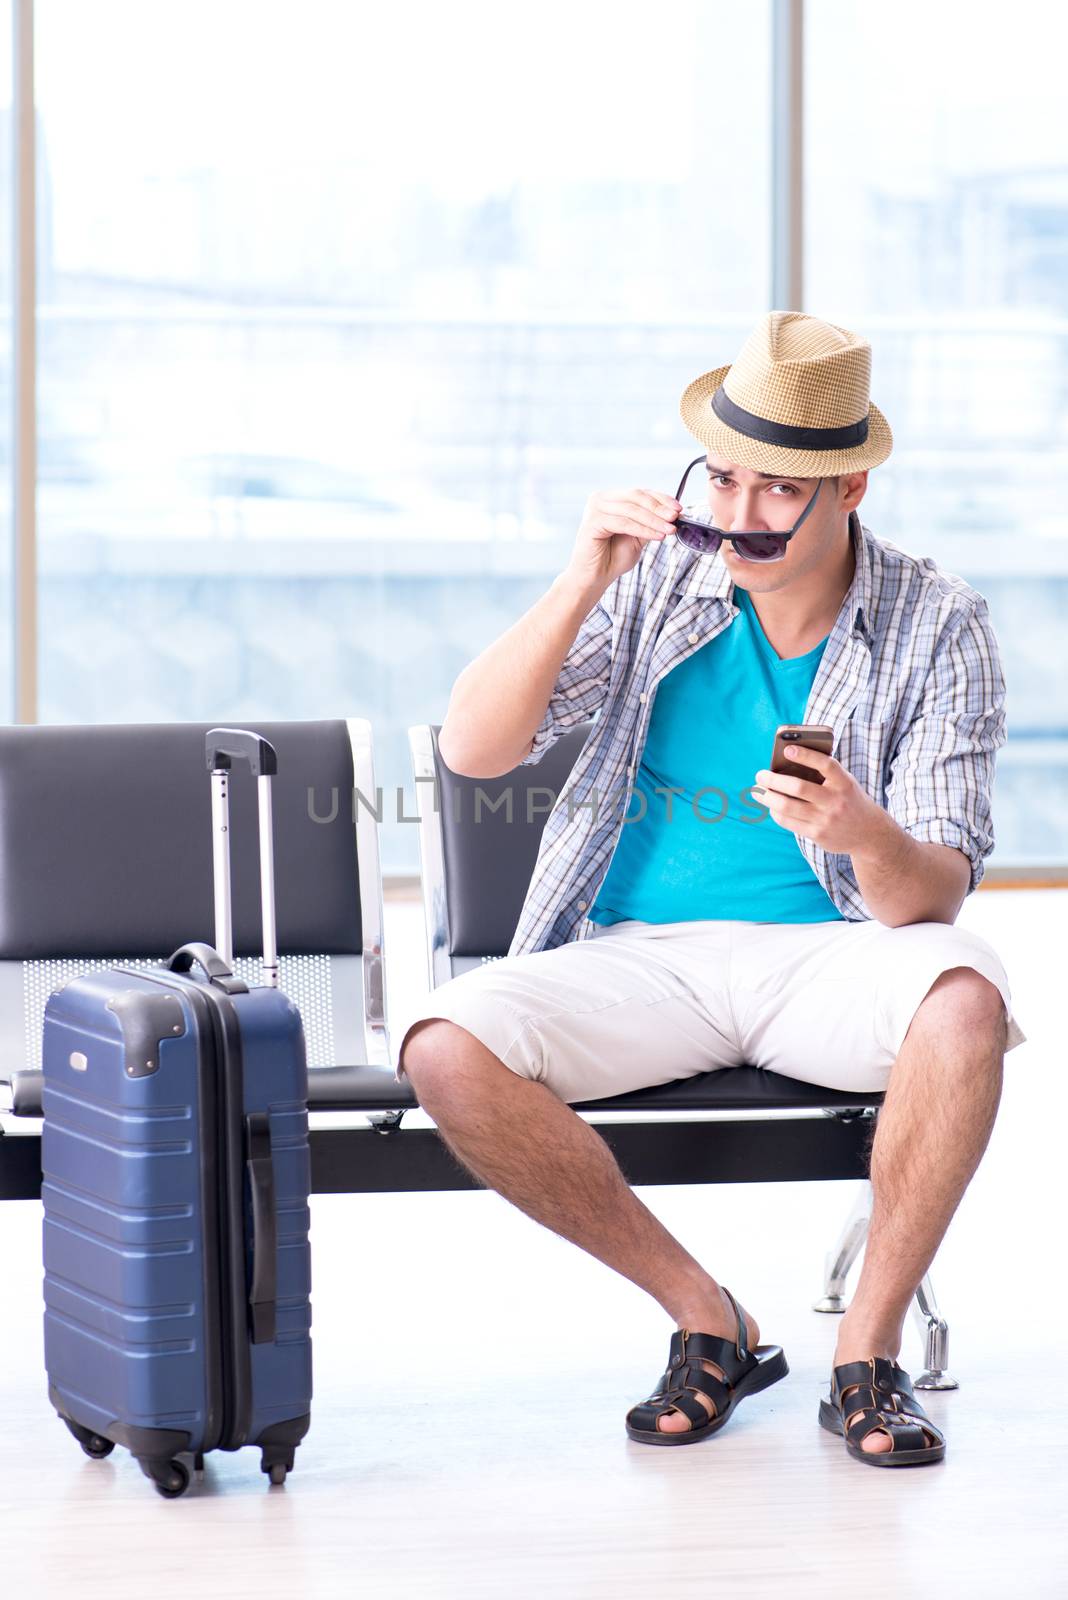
{"left": 204, "top": 727, "right": 280, "bottom": 989}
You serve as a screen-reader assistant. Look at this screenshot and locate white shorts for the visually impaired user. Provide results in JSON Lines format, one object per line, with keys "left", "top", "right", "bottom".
{"left": 393, "top": 917, "right": 1026, "bottom": 1105}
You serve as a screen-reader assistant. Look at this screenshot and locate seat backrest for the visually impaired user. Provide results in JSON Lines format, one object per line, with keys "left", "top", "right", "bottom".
{"left": 408, "top": 721, "right": 594, "bottom": 986}
{"left": 0, "top": 718, "right": 388, "bottom": 1075}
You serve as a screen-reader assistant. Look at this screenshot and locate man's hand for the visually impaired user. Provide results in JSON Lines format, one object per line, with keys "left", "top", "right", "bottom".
{"left": 562, "top": 486, "right": 681, "bottom": 598}
{"left": 755, "top": 743, "right": 970, "bottom": 925}
{"left": 753, "top": 744, "right": 885, "bottom": 856}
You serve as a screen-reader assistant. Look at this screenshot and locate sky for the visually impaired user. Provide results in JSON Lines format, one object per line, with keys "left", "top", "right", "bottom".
{"left": 30, "top": 0, "right": 701, "bottom": 197}
{"left": 22, "top": 0, "right": 1065, "bottom": 192}
{"left": 806, "top": 0, "right": 1066, "bottom": 187}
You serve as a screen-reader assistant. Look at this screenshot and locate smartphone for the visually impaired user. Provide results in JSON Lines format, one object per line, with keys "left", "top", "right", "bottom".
{"left": 769, "top": 723, "right": 833, "bottom": 786}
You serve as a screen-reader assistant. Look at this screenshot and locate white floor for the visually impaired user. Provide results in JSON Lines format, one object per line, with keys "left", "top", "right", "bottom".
{"left": 1, "top": 890, "right": 1065, "bottom": 1599}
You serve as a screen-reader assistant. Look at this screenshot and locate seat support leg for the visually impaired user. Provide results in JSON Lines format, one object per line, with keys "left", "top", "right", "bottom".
{"left": 910, "top": 1272, "right": 958, "bottom": 1390}
{"left": 812, "top": 1178, "right": 872, "bottom": 1312}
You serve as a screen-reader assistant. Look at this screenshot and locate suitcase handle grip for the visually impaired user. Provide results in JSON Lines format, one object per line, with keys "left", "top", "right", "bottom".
{"left": 205, "top": 728, "right": 278, "bottom": 777}
{"left": 246, "top": 1112, "right": 278, "bottom": 1345}
{"left": 165, "top": 942, "right": 249, "bottom": 995}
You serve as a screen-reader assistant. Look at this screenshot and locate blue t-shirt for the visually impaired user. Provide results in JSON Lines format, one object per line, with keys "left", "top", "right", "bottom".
{"left": 589, "top": 586, "right": 845, "bottom": 925}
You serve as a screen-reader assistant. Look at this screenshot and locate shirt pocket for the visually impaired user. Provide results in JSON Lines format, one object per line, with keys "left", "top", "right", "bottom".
{"left": 837, "top": 709, "right": 901, "bottom": 797}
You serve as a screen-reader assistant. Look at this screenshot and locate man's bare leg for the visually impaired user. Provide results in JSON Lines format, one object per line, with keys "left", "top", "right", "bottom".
{"left": 832, "top": 966, "right": 1008, "bottom": 1453}
{"left": 400, "top": 1017, "right": 758, "bottom": 1432}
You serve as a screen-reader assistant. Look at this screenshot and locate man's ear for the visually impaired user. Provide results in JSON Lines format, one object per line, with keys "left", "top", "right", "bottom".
{"left": 839, "top": 469, "right": 868, "bottom": 513}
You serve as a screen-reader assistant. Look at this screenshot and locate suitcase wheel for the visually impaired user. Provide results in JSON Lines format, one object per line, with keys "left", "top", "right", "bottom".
{"left": 261, "top": 1446, "right": 295, "bottom": 1487}
{"left": 138, "top": 1456, "right": 191, "bottom": 1499}
{"left": 63, "top": 1417, "right": 116, "bottom": 1460}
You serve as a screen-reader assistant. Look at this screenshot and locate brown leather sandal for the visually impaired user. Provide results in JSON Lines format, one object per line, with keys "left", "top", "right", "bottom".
{"left": 625, "top": 1286, "right": 788, "bottom": 1447}
{"left": 819, "top": 1356, "right": 946, "bottom": 1467}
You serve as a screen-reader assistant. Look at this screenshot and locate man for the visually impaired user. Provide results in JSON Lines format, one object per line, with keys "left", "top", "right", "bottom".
{"left": 395, "top": 310, "right": 1026, "bottom": 1469}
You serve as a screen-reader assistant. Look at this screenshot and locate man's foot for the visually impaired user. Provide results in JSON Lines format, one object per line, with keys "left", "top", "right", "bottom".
{"left": 655, "top": 1284, "right": 761, "bottom": 1434}
{"left": 819, "top": 1354, "right": 946, "bottom": 1467}
{"left": 625, "top": 1286, "right": 788, "bottom": 1446}
{"left": 832, "top": 1324, "right": 904, "bottom": 1455}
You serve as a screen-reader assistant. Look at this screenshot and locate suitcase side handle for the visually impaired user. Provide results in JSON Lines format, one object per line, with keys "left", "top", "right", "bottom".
{"left": 245, "top": 1112, "right": 278, "bottom": 1345}
{"left": 165, "top": 941, "right": 249, "bottom": 996}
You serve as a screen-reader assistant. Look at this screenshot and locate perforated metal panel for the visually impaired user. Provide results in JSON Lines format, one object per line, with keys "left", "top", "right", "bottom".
{"left": 22, "top": 954, "right": 337, "bottom": 1069}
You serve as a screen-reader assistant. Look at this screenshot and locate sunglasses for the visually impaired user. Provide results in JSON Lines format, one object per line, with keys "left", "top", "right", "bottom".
{"left": 671, "top": 454, "right": 822, "bottom": 562}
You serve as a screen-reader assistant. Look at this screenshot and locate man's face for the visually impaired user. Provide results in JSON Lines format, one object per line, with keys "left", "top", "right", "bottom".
{"left": 703, "top": 457, "right": 866, "bottom": 585}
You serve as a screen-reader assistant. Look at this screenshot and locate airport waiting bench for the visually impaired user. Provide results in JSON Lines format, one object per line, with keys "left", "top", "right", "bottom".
{"left": 0, "top": 717, "right": 956, "bottom": 1387}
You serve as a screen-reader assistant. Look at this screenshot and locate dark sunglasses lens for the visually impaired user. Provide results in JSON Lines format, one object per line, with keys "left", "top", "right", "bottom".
{"left": 675, "top": 516, "right": 788, "bottom": 561}
{"left": 732, "top": 532, "right": 789, "bottom": 562}
{"left": 674, "top": 516, "right": 722, "bottom": 555}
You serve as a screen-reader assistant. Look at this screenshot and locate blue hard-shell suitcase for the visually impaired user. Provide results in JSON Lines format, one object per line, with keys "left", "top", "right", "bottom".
{"left": 41, "top": 728, "right": 312, "bottom": 1498}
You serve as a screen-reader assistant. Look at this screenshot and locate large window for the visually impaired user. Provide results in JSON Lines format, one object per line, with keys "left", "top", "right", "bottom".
{"left": 806, "top": 0, "right": 1068, "bottom": 868}
{"left": 14, "top": 1, "right": 1064, "bottom": 875}
{"left": 32, "top": 0, "right": 770, "bottom": 872}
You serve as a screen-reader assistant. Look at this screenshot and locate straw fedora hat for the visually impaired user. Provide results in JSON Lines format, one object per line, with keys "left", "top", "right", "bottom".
{"left": 679, "top": 310, "right": 893, "bottom": 477}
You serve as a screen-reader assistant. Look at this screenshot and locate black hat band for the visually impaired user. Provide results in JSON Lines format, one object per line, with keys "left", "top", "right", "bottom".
{"left": 711, "top": 386, "right": 870, "bottom": 450}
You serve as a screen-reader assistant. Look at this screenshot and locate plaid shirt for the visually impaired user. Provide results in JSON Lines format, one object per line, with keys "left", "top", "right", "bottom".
{"left": 509, "top": 511, "right": 1008, "bottom": 956}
